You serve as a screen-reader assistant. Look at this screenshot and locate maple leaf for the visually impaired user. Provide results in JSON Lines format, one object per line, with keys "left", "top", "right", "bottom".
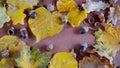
{"left": 0, "top": 7, "right": 10, "bottom": 28}
{"left": 48, "top": 52, "right": 78, "bottom": 68}
{"left": 56, "top": 0, "right": 78, "bottom": 12}
{"left": 0, "top": 36, "right": 30, "bottom": 67}
{"left": 67, "top": 9, "right": 88, "bottom": 27}
{"left": 94, "top": 23, "right": 120, "bottom": 57}
{"left": 28, "top": 7, "right": 64, "bottom": 42}
{"left": 16, "top": 47, "right": 50, "bottom": 68}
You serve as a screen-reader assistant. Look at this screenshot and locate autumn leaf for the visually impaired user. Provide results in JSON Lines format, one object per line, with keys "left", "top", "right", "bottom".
{"left": 6, "top": 0, "right": 38, "bottom": 9}
{"left": 56, "top": 0, "right": 78, "bottom": 12}
{"left": 16, "top": 47, "right": 50, "bottom": 68}
{"left": 0, "top": 7, "right": 10, "bottom": 28}
{"left": 0, "top": 36, "right": 30, "bottom": 67}
{"left": 49, "top": 52, "right": 78, "bottom": 68}
{"left": 6, "top": 6, "right": 26, "bottom": 25}
{"left": 0, "top": 58, "right": 14, "bottom": 68}
{"left": 79, "top": 52, "right": 114, "bottom": 68}
{"left": 94, "top": 23, "right": 120, "bottom": 57}
{"left": 0, "top": 0, "right": 6, "bottom": 6}
{"left": 67, "top": 9, "right": 88, "bottom": 27}
{"left": 28, "top": 7, "right": 64, "bottom": 42}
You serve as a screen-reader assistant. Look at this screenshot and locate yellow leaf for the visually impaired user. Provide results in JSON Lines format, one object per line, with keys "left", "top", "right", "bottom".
{"left": 28, "top": 7, "right": 64, "bottom": 42}
{"left": 0, "top": 58, "right": 14, "bottom": 68}
{"left": 0, "top": 36, "right": 30, "bottom": 67}
{"left": 57, "top": 0, "right": 78, "bottom": 12}
{"left": 7, "top": 0, "right": 38, "bottom": 9}
{"left": 96, "top": 23, "right": 120, "bottom": 57}
{"left": 67, "top": 9, "right": 88, "bottom": 27}
{"left": 49, "top": 52, "right": 78, "bottom": 68}
{"left": 6, "top": 6, "right": 26, "bottom": 25}
{"left": 0, "top": 7, "right": 10, "bottom": 28}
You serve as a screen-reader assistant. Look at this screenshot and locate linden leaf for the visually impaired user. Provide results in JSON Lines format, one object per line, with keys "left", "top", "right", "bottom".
{"left": 7, "top": 0, "right": 38, "bottom": 9}
{"left": 95, "top": 23, "right": 120, "bottom": 57}
{"left": 49, "top": 52, "right": 78, "bottom": 68}
{"left": 67, "top": 9, "right": 88, "bottom": 27}
{"left": 79, "top": 53, "right": 114, "bottom": 68}
{"left": 56, "top": 0, "right": 78, "bottom": 12}
{"left": 0, "top": 7, "right": 10, "bottom": 28}
{"left": 16, "top": 47, "right": 50, "bottom": 68}
{"left": 6, "top": 6, "right": 26, "bottom": 25}
{"left": 0, "top": 58, "right": 14, "bottom": 68}
{"left": 28, "top": 7, "right": 64, "bottom": 42}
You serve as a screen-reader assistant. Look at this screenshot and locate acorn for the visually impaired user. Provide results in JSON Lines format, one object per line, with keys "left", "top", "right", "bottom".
{"left": 88, "top": 17, "right": 95, "bottom": 24}
{"left": 99, "top": 13, "right": 105, "bottom": 23}
{"left": 20, "top": 28, "right": 28, "bottom": 38}
{"left": 46, "top": 43, "right": 54, "bottom": 51}
{"left": 47, "top": 4, "right": 55, "bottom": 12}
{"left": 7, "top": 27, "right": 14, "bottom": 35}
{"left": 94, "top": 22, "right": 100, "bottom": 28}
{"left": 80, "top": 27, "right": 89, "bottom": 34}
{"left": 1, "top": 49, "right": 10, "bottom": 58}
{"left": 28, "top": 10, "right": 37, "bottom": 18}
{"left": 73, "top": 52, "right": 77, "bottom": 58}
{"left": 80, "top": 43, "right": 88, "bottom": 52}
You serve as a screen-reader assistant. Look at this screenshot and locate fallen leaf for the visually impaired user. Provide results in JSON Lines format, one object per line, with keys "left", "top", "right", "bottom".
{"left": 7, "top": 0, "right": 38, "bottom": 9}
{"left": 82, "top": 0, "right": 110, "bottom": 13}
{"left": 16, "top": 47, "right": 50, "bottom": 68}
{"left": 49, "top": 52, "right": 78, "bottom": 68}
{"left": 56, "top": 0, "right": 78, "bottom": 12}
{"left": 67, "top": 9, "right": 87, "bottom": 27}
{"left": 0, "top": 7, "right": 10, "bottom": 28}
{"left": 6, "top": 6, "right": 26, "bottom": 25}
{"left": 95, "top": 23, "right": 120, "bottom": 57}
{"left": 79, "top": 52, "right": 114, "bottom": 68}
{"left": 28, "top": 7, "right": 64, "bottom": 42}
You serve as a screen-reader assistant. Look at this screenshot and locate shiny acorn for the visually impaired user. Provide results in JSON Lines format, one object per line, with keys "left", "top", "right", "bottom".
{"left": 47, "top": 4, "right": 55, "bottom": 12}
{"left": 1, "top": 49, "right": 10, "bottom": 58}
{"left": 46, "top": 43, "right": 54, "bottom": 51}
{"left": 80, "top": 43, "right": 88, "bottom": 52}
{"left": 20, "top": 28, "right": 28, "bottom": 38}
{"left": 80, "top": 27, "right": 89, "bottom": 34}
{"left": 7, "top": 27, "right": 14, "bottom": 35}
{"left": 28, "top": 10, "right": 37, "bottom": 18}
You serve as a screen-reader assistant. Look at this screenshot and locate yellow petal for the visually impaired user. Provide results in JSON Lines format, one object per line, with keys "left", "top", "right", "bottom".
{"left": 57, "top": 0, "right": 78, "bottom": 12}
{"left": 28, "top": 7, "right": 64, "bottom": 42}
{"left": 49, "top": 52, "right": 78, "bottom": 68}
{"left": 68, "top": 9, "right": 88, "bottom": 27}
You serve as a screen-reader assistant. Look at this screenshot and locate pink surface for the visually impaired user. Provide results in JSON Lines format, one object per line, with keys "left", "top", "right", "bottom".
{"left": 0, "top": 0, "right": 120, "bottom": 66}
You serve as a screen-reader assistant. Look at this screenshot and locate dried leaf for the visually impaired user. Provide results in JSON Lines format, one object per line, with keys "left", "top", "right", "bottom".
{"left": 0, "top": 7, "right": 10, "bottom": 28}
{"left": 28, "top": 7, "right": 64, "bottom": 42}
{"left": 49, "top": 52, "right": 78, "bottom": 68}
{"left": 95, "top": 23, "right": 120, "bottom": 57}
{"left": 67, "top": 9, "right": 87, "bottom": 27}
{"left": 79, "top": 52, "right": 113, "bottom": 68}
{"left": 6, "top": 6, "right": 26, "bottom": 25}
{"left": 56, "top": 0, "right": 78, "bottom": 12}
{"left": 82, "top": 0, "right": 110, "bottom": 13}
{"left": 16, "top": 47, "right": 50, "bottom": 68}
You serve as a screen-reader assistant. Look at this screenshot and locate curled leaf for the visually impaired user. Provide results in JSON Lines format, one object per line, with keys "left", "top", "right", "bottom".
{"left": 82, "top": 0, "right": 110, "bottom": 13}
{"left": 49, "top": 52, "right": 78, "bottom": 68}
{"left": 67, "top": 9, "right": 87, "bottom": 27}
{"left": 95, "top": 23, "right": 120, "bottom": 57}
{"left": 28, "top": 7, "right": 64, "bottom": 42}
{"left": 0, "top": 7, "right": 10, "bottom": 28}
{"left": 57, "top": 0, "right": 78, "bottom": 12}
